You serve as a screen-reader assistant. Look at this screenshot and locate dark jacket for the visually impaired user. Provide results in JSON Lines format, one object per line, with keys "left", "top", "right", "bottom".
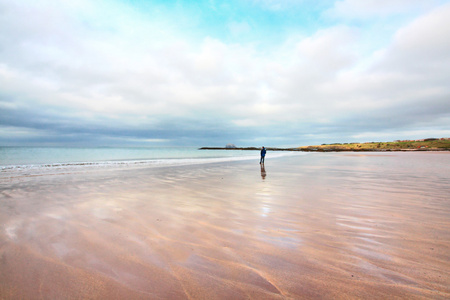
{"left": 261, "top": 148, "right": 266, "bottom": 157}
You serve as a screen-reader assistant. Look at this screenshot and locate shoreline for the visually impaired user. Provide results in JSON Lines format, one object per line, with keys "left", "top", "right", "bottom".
{"left": 200, "top": 146, "right": 450, "bottom": 152}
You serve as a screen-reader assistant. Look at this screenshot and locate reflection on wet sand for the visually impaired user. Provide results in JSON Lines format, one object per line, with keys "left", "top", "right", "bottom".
{"left": 0, "top": 153, "right": 449, "bottom": 299}
{"left": 260, "top": 164, "right": 266, "bottom": 180}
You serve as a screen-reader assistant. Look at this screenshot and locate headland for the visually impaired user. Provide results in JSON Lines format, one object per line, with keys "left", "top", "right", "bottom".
{"left": 200, "top": 138, "right": 450, "bottom": 152}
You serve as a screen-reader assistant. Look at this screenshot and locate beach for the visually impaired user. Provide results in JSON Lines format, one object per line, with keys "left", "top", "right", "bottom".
{"left": 0, "top": 152, "right": 449, "bottom": 299}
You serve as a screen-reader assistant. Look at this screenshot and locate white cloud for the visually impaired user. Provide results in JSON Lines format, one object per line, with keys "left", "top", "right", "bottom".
{"left": 0, "top": 0, "right": 449, "bottom": 146}
{"left": 0, "top": 126, "right": 46, "bottom": 138}
{"left": 250, "top": 0, "right": 298, "bottom": 11}
{"left": 382, "top": 3, "right": 450, "bottom": 68}
{"left": 295, "top": 26, "right": 358, "bottom": 71}
{"left": 232, "top": 119, "right": 259, "bottom": 127}
{"left": 228, "top": 21, "right": 251, "bottom": 37}
{"left": 327, "top": 0, "right": 442, "bottom": 19}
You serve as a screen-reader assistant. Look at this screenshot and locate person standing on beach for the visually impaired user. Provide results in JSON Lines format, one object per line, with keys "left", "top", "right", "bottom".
{"left": 260, "top": 146, "right": 266, "bottom": 164}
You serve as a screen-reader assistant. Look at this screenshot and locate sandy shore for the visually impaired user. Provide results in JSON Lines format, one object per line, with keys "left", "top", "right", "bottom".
{"left": 1, "top": 153, "right": 449, "bottom": 299}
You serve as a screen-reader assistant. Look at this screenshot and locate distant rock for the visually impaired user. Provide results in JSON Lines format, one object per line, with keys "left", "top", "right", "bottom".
{"left": 225, "top": 144, "right": 237, "bottom": 148}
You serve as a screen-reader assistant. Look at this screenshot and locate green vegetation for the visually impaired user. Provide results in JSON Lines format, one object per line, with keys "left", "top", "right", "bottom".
{"left": 299, "top": 139, "right": 450, "bottom": 151}
{"left": 201, "top": 138, "right": 450, "bottom": 152}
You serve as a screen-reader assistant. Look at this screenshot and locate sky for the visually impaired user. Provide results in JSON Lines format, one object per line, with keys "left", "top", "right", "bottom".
{"left": 1, "top": 0, "right": 450, "bottom": 147}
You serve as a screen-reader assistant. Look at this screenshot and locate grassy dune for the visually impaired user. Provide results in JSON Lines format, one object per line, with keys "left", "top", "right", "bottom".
{"left": 299, "top": 139, "right": 450, "bottom": 151}
{"left": 201, "top": 139, "right": 450, "bottom": 152}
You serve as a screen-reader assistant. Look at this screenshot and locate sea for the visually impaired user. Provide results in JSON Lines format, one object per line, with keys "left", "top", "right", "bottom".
{"left": 0, "top": 146, "right": 293, "bottom": 178}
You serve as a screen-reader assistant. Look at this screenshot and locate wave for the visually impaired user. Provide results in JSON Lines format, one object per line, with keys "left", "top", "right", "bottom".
{"left": 0, "top": 151, "right": 305, "bottom": 180}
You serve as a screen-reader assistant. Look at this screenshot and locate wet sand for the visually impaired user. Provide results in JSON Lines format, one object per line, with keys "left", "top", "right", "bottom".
{"left": 1, "top": 153, "right": 449, "bottom": 299}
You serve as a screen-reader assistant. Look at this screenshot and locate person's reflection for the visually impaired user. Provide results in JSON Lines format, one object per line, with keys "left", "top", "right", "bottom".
{"left": 260, "top": 164, "right": 266, "bottom": 180}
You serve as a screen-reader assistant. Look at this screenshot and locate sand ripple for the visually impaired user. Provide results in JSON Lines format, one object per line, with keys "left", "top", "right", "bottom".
{"left": 1, "top": 153, "right": 449, "bottom": 299}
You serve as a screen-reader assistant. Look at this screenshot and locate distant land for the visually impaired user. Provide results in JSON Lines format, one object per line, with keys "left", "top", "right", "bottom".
{"left": 200, "top": 138, "right": 450, "bottom": 152}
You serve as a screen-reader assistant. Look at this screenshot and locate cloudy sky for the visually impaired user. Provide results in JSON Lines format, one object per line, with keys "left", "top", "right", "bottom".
{"left": 1, "top": 0, "right": 449, "bottom": 147}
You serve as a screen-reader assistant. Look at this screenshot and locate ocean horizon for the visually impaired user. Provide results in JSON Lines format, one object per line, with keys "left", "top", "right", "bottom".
{"left": 0, "top": 146, "right": 297, "bottom": 177}
{"left": 0, "top": 146, "right": 246, "bottom": 166}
